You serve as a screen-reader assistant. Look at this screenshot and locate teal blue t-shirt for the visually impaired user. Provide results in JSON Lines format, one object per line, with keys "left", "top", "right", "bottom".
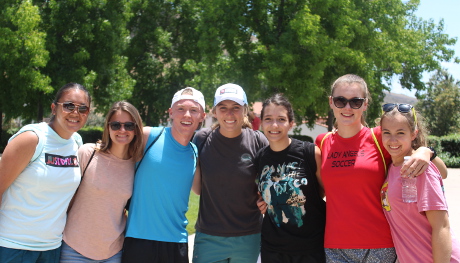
{"left": 125, "top": 127, "right": 197, "bottom": 243}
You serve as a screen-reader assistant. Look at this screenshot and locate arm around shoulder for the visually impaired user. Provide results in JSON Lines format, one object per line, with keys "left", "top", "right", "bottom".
{"left": 314, "top": 145, "right": 325, "bottom": 198}
{"left": 432, "top": 156, "right": 448, "bottom": 179}
{"left": 403, "top": 147, "right": 447, "bottom": 179}
{"left": 0, "top": 131, "right": 38, "bottom": 203}
{"left": 142, "top": 127, "right": 151, "bottom": 147}
{"left": 191, "top": 160, "right": 201, "bottom": 195}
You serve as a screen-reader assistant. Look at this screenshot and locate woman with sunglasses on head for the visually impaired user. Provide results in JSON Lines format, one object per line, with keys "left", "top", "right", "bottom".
{"left": 255, "top": 94, "right": 326, "bottom": 262}
{"left": 60, "top": 101, "right": 144, "bottom": 263}
{"left": 315, "top": 74, "right": 447, "bottom": 263}
{"left": 192, "top": 83, "right": 268, "bottom": 263}
{"left": 379, "top": 104, "right": 459, "bottom": 262}
{"left": 0, "top": 83, "right": 91, "bottom": 263}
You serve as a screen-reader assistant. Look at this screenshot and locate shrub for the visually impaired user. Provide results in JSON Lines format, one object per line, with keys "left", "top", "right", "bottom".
{"left": 1, "top": 128, "right": 20, "bottom": 152}
{"left": 439, "top": 134, "right": 460, "bottom": 157}
{"left": 429, "top": 134, "right": 460, "bottom": 168}
{"left": 79, "top": 126, "right": 104, "bottom": 144}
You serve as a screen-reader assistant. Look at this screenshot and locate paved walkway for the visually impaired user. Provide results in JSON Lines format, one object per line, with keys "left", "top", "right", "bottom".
{"left": 188, "top": 168, "right": 460, "bottom": 262}
{"left": 444, "top": 168, "right": 460, "bottom": 237}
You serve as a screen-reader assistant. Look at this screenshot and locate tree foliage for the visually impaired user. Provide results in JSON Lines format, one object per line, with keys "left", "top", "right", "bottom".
{"left": 36, "top": 0, "right": 135, "bottom": 115}
{"left": 125, "top": 0, "right": 206, "bottom": 126}
{"left": 417, "top": 69, "right": 460, "bottom": 136}
{"left": 0, "top": 0, "right": 458, "bottom": 132}
{"left": 190, "top": 0, "right": 457, "bottom": 127}
{"left": 0, "top": 0, "right": 51, "bottom": 126}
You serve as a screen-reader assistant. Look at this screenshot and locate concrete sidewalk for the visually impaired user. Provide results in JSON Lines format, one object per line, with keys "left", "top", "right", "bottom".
{"left": 187, "top": 168, "right": 460, "bottom": 262}
{"left": 444, "top": 168, "right": 460, "bottom": 238}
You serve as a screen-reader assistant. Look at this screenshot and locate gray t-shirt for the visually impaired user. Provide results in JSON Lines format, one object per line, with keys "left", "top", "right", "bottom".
{"left": 193, "top": 127, "right": 268, "bottom": 236}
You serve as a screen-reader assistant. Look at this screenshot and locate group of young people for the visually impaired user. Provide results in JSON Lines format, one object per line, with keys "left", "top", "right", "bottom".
{"left": 0, "top": 74, "right": 458, "bottom": 263}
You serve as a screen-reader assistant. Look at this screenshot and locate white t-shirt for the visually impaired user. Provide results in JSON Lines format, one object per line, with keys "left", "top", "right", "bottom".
{"left": 0, "top": 122, "right": 82, "bottom": 251}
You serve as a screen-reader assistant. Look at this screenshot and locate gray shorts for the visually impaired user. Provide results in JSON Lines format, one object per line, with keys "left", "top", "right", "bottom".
{"left": 325, "top": 248, "right": 397, "bottom": 263}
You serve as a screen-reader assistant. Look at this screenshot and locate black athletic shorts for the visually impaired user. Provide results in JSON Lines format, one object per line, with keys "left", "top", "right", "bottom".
{"left": 121, "top": 237, "right": 188, "bottom": 263}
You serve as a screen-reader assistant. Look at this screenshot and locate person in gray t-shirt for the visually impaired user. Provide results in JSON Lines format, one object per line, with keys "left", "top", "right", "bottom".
{"left": 192, "top": 83, "right": 268, "bottom": 263}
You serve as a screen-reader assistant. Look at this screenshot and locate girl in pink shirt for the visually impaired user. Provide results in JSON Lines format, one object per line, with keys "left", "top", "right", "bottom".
{"left": 61, "top": 101, "right": 144, "bottom": 262}
{"left": 380, "top": 103, "right": 460, "bottom": 262}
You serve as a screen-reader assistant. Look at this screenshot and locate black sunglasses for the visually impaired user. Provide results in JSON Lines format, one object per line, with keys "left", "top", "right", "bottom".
{"left": 332, "top": 96, "right": 366, "bottom": 109}
{"left": 382, "top": 103, "right": 417, "bottom": 125}
{"left": 382, "top": 103, "right": 413, "bottom": 113}
{"left": 56, "top": 102, "right": 89, "bottom": 114}
{"left": 109, "top": 121, "right": 136, "bottom": 131}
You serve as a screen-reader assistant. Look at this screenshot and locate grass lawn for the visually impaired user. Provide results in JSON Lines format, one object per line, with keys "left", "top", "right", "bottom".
{"left": 186, "top": 192, "right": 200, "bottom": 235}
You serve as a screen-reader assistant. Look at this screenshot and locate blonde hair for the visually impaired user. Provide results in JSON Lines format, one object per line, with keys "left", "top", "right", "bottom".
{"left": 211, "top": 104, "right": 252, "bottom": 130}
{"left": 99, "top": 101, "right": 144, "bottom": 162}
{"left": 330, "top": 74, "right": 371, "bottom": 128}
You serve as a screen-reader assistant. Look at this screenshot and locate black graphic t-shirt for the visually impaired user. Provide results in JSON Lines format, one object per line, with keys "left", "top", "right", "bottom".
{"left": 255, "top": 138, "right": 325, "bottom": 255}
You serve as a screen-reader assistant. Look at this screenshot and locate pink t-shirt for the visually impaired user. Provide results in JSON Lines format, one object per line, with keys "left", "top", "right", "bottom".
{"left": 382, "top": 162, "right": 460, "bottom": 262}
{"left": 63, "top": 144, "right": 135, "bottom": 260}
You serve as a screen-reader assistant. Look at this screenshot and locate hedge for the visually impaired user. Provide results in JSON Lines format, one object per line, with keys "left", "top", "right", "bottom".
{"left": 79, "top": 126, "right": 104, "bottom": 144}
{"left": 429, "top": 134, "right": 460, "bottom": 168}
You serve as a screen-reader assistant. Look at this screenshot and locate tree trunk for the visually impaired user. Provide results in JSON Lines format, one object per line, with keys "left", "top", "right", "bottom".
{"left": 327, "top": 109, "right": 334, "bottom": 132}
{"left": 37, "top": 102, "right": 43, "bottom": 122}
{"left": 0, "top": 110, "right": 3, "bottom": 148}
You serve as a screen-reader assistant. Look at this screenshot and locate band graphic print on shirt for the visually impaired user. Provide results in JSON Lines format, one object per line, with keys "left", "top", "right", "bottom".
{"left": 45, "top": 153, "right": 79, "bottom": 167}
{"left": 258, "top": 161, "right": 307, "bottom": 228}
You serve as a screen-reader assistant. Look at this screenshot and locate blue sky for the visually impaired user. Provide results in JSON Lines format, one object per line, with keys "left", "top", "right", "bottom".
{"left": 391, "top": 0, "right": 460, "bottom": 96}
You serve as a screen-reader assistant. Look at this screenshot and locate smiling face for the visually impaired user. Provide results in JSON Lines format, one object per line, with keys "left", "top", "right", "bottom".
{"left": 330, "top": 82, "right": 368, "bottom": 130}
{"left": 50, "top": 89, "right": 90, "bottom": 139}
{"left": 381, "top": 113, "right": 417, "bottom": 165}
{"left": 261, "top": 103, "right": 293, "bottom": 147}
{"left": 169, "top": 99, "right": 205, "bottom": 144}
{"left": 108, "top": 110, "right": 136, "bottom": 148}
{"left": 213, "top": 100, "right": 246, "bottom": 138}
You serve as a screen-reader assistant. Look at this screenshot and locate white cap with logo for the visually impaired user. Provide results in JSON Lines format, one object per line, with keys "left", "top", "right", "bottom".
{"left": 213, "top": 83, "right": 248, "bottom": 107}
{"left": 171, "top": 87, "right": 206, "bottom": 110}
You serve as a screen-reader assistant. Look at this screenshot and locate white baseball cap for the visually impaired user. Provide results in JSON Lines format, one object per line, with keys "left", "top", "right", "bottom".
{"left": 213, "top": 83, "right": 248, "bottom": 107}
{"left": 171, "top": 87, "right": 206, "bottom": 111}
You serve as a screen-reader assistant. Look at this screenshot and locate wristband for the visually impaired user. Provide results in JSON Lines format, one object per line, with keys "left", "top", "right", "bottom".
{"left": 428, "top": 147, "right": 437, "bottom": 161}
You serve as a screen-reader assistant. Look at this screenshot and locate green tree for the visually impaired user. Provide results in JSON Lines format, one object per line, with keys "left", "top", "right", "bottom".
{"left": 191, "top": 0, "right": 458, "bottom": 128}
{"left": 0, "top": 0, "right": 51, "bottom": 144}
{"left": 36, "top": 0, "right": 135, "bottom": 115}
{"left": 417, "top": 69, "right": 460, "bottom": 136}
{"left": 125, "top": 0, "right": 205, "bottom": 126}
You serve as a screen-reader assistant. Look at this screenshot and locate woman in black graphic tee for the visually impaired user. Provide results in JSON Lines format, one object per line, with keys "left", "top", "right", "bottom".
{"left": 255, "top": 93, "right": 326, "bottom": 263}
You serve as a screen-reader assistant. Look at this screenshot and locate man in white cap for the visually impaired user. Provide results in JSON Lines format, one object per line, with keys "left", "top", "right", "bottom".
{"left": 122, "top": 87, "right": 206, "bottom": 263}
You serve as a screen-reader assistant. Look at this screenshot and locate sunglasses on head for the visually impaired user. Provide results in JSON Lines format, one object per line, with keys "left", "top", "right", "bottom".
{"left": 56, "top": 102, "right": 89, "bottom": 114}
{"left": 109, "top": 121, "right": 136, "bottom": 131}
{"left": 332, "top": 96, "right": 366, "bottom": 109}
{"left": 382, "top": 103, "right": 413, "bottom": 113}
{"left": 382, "top": 103, "right": 417, "bottom": 125}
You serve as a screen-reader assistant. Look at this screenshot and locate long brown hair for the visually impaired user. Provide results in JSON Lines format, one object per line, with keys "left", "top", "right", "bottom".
{"left": 99, "top": 101, "right": 144, "bottom": 162}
